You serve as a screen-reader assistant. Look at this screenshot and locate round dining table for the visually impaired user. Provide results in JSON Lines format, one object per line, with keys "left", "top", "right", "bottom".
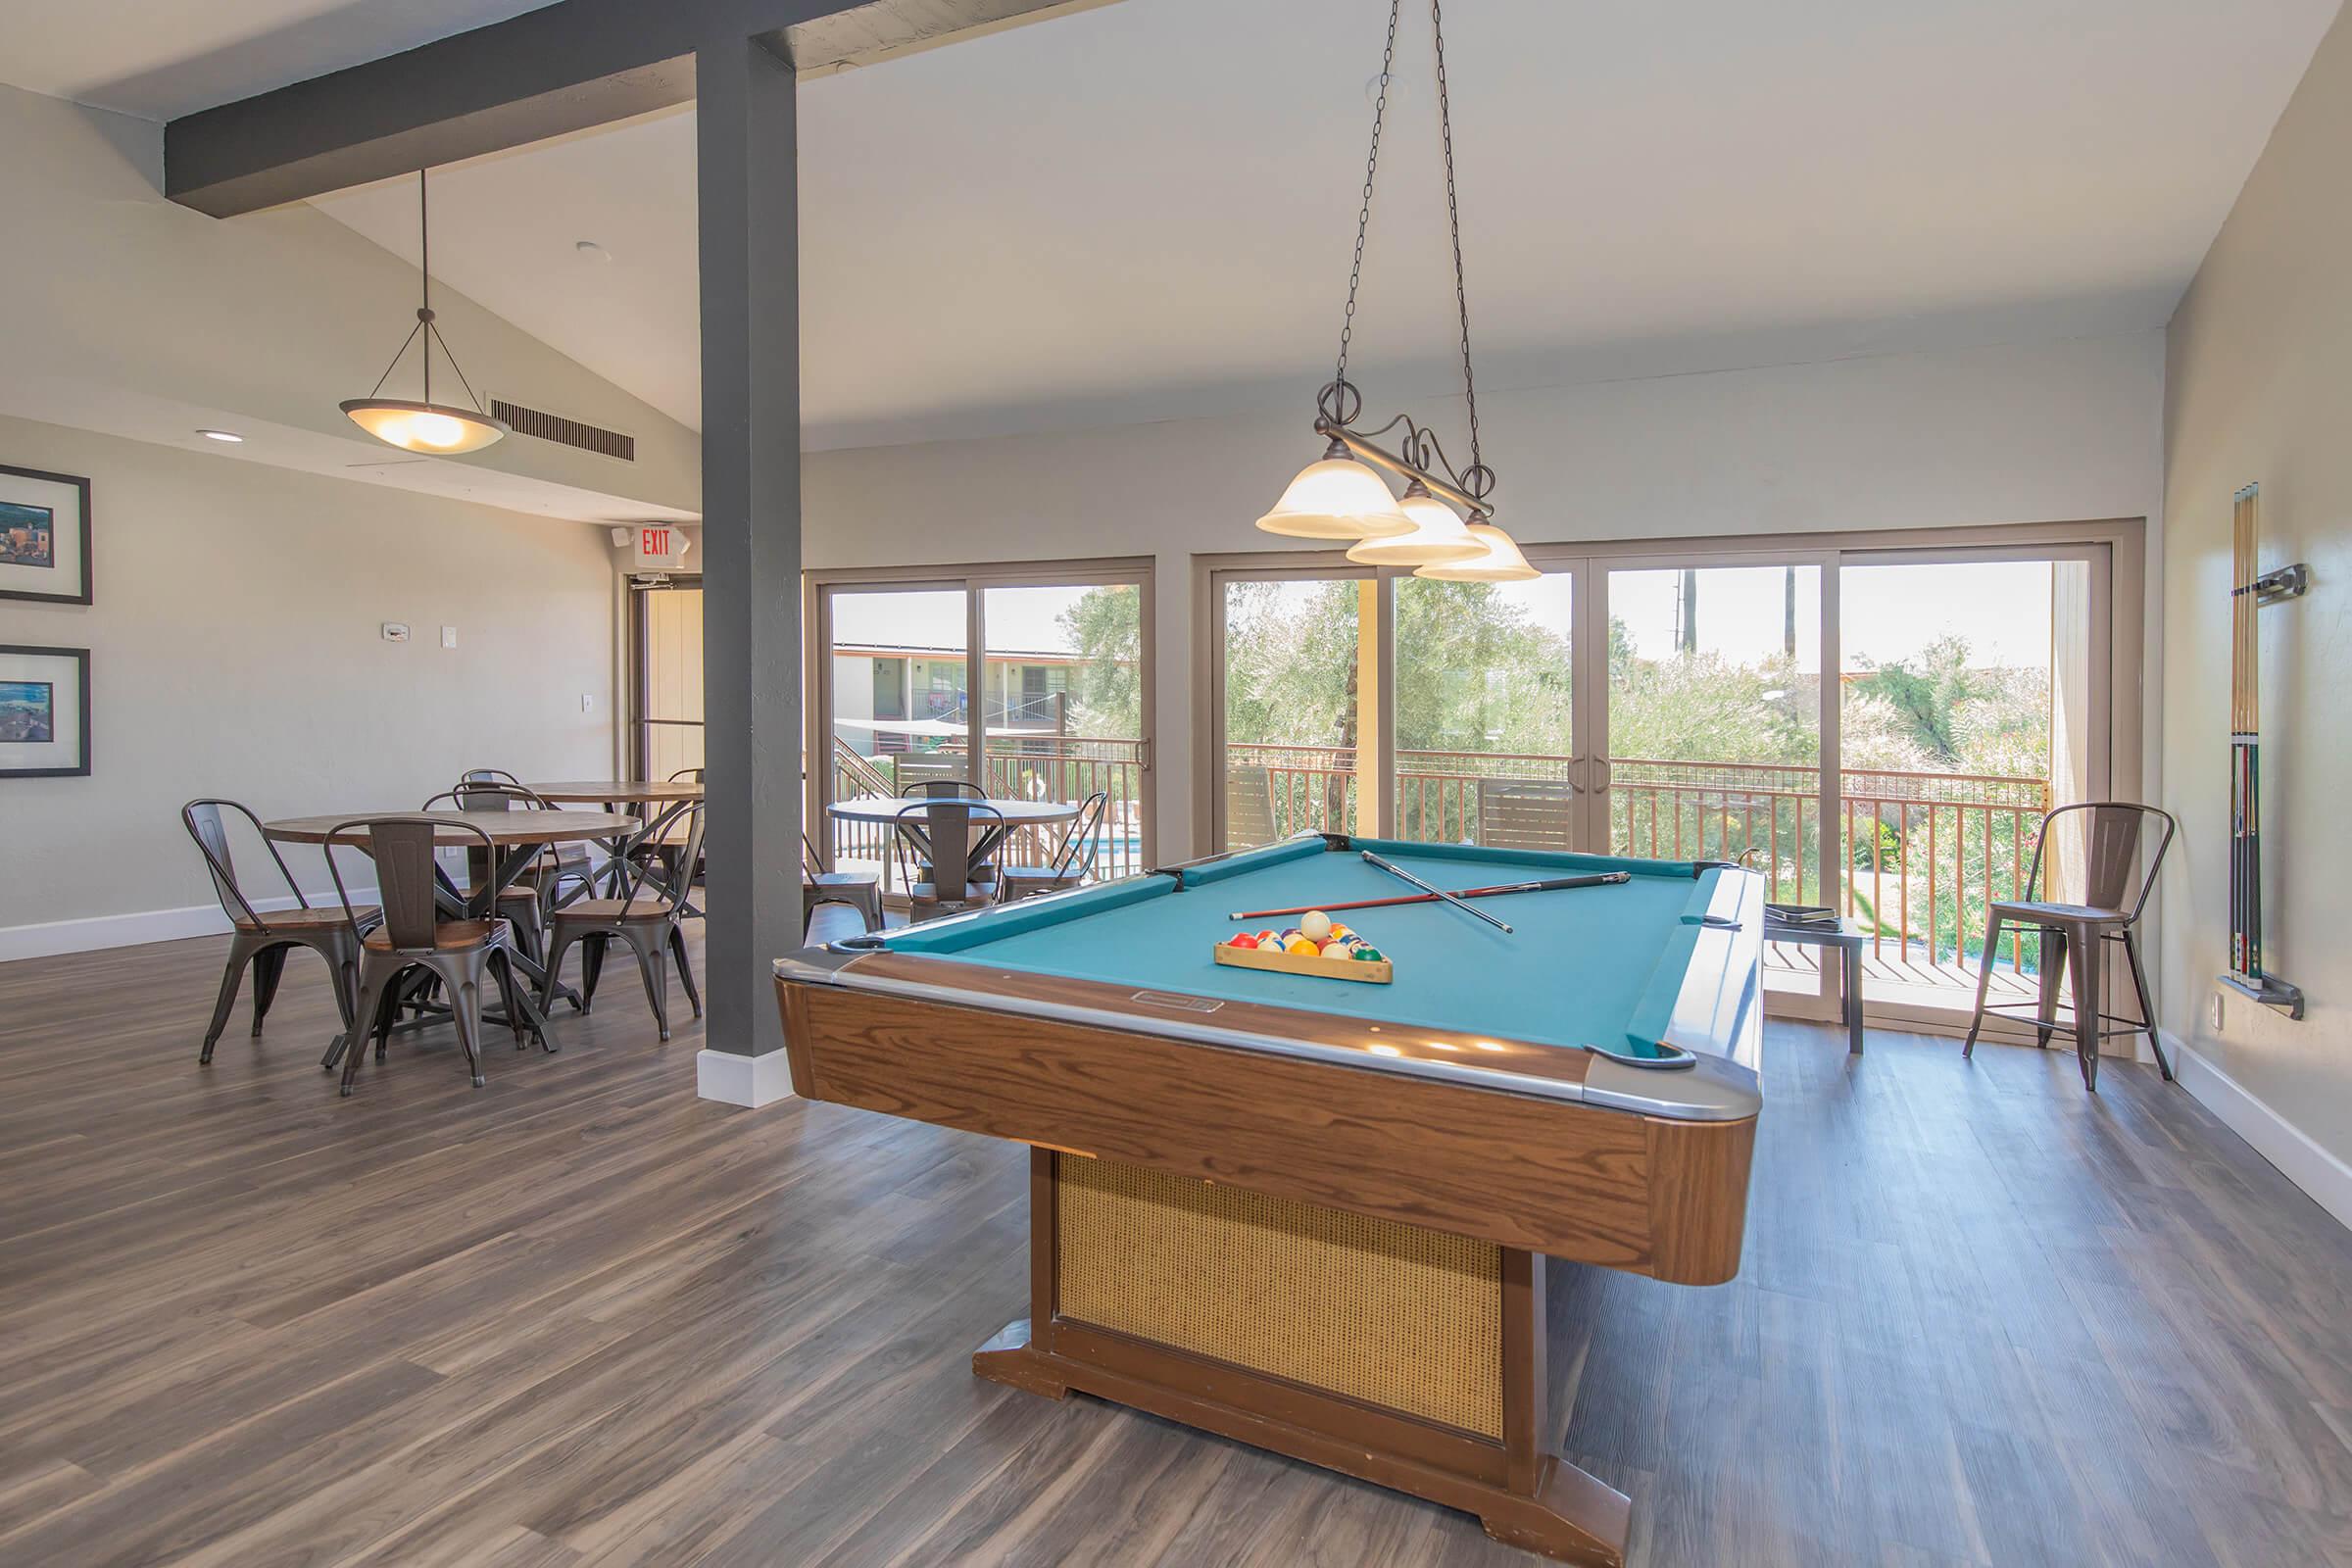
{"left": 826, "top": 795, "right": 1081, "bottom": 872}
{"left": 528, "top": 780, "right": 704, "bottom": 895}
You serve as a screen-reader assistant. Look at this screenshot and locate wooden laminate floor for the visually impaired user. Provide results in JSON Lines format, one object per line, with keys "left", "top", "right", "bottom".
{"left": 4, "top": 927, "right": 2352, "bottom": 1567}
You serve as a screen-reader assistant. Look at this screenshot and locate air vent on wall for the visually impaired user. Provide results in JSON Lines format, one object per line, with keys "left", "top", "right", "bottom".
{"left": 488, "top": 399, "right": 636, "bottom": 462}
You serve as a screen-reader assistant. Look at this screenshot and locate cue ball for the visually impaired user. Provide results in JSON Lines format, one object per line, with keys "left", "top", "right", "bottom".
{"left": 1299, "top": 909, "right": 1334, "bottom": 942}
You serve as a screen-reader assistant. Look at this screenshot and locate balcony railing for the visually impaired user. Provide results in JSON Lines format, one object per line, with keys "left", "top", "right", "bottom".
{"left": 1225, "top": 743, "right": 2051, "bottom": 976}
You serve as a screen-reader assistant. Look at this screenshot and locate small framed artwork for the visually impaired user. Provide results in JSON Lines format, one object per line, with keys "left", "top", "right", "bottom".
{"left": 0, "top": 645, "right": 91, "bottom": 778}
{"left": 0, "top": 463, "right": 93, "bottom": 606}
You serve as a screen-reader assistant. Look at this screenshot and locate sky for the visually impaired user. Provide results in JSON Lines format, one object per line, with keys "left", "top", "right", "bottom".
{"left": 823, "top": 561, "right": 2064, "bottom": 672}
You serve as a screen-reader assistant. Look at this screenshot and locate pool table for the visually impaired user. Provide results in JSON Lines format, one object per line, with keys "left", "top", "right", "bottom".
{"left": 773, "top": 834, "right": 1764, "bottom": 1566}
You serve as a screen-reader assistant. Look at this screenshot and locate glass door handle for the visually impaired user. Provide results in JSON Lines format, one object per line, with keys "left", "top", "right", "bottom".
{"left": 1568, "top": 755, "right": 1587, "bottom": 795}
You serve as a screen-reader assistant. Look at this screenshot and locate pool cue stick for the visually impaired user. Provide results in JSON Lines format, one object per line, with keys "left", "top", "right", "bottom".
{"left": 1226, "top": 871, "right": 1631, "bottom": 922}
{"left": 1358, "top": 849, "right": 1513, "bottom": 934}
{"left": 2230, "top": 483, "right": 2261, "bottom": 978}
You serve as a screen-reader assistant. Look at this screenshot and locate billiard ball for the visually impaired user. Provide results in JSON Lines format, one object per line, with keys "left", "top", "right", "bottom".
{"left": 1353, "top": 947, "right": 1385, "bottom": 962}
{"left": 1284, "top": 935, "right": 1320, "bottom": 956}
{"left": 1228, "top": 932, "right": 1258, "bottom": 950}
{"left": 1299, "top": 909, "right": 1333, "bottom": 942}
{"left": 1319, "top": 940, "right": 1352, "bottom": 960}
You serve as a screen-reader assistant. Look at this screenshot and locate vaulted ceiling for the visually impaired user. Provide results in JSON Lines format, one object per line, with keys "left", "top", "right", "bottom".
{"left": 4, "top": 0, "right": 2343, "bottom": 453}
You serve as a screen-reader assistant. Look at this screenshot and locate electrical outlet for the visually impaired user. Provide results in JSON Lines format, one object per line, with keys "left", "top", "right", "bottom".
{"left": 441, "top": 625, "right": 458, "bottom": 649}
{"left": 2209, "top": 992, "right": 2225, "bottom": 1032}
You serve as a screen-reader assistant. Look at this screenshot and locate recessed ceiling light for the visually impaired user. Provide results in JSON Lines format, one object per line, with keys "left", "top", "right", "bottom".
{"left": 197, "top": 428, "right": 245, "bottom": 443}
{"left": 575, "top": 240, "right": 611, "bottom": 262}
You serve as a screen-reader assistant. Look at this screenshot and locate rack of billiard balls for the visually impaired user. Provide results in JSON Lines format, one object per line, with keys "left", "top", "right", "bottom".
{"left": 1211, "top": 908, "right": 1392, "bottom": 985}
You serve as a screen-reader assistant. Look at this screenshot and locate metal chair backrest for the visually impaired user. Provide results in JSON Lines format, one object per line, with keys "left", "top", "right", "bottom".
{"left": 1478, "top": 779, "right": 1578, "bottom": 853}
{"left": 462, "top": 767, "right": 528, "bottom": 791}
{"left": 801, "top": 831, "right": 826, "bottom": 878}
{"left": 616, "top": 800, "right": 707, "bottom": 917}
{"left": 668, "top": 766, "right": 705, "bottom": 784}
{"left": 453, "top": 775, "right": 560, "bottom": 811}
{"left": 323, "top": 814, "right": 494, "bottom": 952}
{"left": 181, "top": 798, "right": 304, "bottom": 929}
{"left": 1224, "top": 766, "right": 1279, "bottom": 849}
{"left": 906, "top": 777, "right": 989, "bottom": 800}
{"left": 1053, "top": 791, "right": 1111, "bottom": 881}
{"left": 894, "top": 800, "right": 1006, "bottom": 896}
{"left": 2024, "top": 801, "right": 2176, "bottom": 924}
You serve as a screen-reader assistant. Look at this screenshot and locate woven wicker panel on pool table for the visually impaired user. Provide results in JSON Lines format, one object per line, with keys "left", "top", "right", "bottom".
{"left": 1054, "top": 1155, "right": 1503, "bottom": 1438}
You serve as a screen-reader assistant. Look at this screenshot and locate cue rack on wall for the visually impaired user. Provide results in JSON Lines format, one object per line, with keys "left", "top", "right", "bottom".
{"left": 2223, "top": 482, "right": 2308, "bottom": 1020}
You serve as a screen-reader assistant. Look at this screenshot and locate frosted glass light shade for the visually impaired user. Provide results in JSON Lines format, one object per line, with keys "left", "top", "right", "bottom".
{"left": 1254, "top": 450, "right": 1414, "bottom": 539}
{"left": 1413, "top": 521, "right": 1539, "bottom": 581}
{"left": 1347, "top": 487, "right": 1484, "bottom": 565}
{"left": 340, "top": 398, "right": 510, "bottom": 455}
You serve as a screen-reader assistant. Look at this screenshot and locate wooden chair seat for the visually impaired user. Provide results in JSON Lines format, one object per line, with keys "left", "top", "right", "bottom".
{"left": 366, "top": 918, "right": 509, "bottom": 954}
{"left": 240, "top": 905, "right": 377, "bottom": 933}
{"left": 907, "top": 882, "right": 994, "bottom": 906}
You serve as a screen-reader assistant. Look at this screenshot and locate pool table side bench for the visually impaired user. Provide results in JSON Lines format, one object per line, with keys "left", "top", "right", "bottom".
{"left": 770, "top": 842, "right": 1764, "bottom": 1567}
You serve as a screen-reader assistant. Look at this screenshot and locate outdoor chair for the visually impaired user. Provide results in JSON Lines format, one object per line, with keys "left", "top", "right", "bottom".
{"left": 1224, "top": 765, "right": 1280, "bottom": 849}
{"left": 1963, "top": 801, "right": 2177, "bottom": 1091}
{"left": 803, "top": 832, "right": 883, "bottom": 934}
{"left": 181, "top": 799, "right": 380, "bottom": 1064}
{"left": 998, "top": 791, "right": 1109, "bottom": 902}
{"left": 893, "top": 799, "right": 1005, "bottom": 921}
{"left": 1477, "top": 778, "right": 1579, "bottom": 853}
{"left": 540, "top": 801, "right": 707, "bottom": 1041}
{"left": 323, "top": 815, "right": 540, "bottom": 1097}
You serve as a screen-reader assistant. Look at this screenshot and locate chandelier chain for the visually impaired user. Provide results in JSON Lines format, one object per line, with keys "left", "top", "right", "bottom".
{"left": 1430, "top": 0, "right": 1480, "bottom": 478}
{"left": 1335, "top": 0, "right": 1403, "bottom": 398}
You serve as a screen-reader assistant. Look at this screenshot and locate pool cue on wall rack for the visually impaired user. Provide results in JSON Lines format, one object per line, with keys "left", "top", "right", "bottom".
{"left": 1357, "top": 849, "right": 1513, "bottom": 934}
{"left": 1227, "top": 871, "right": 1631, "bottom": 922}
{"left": 2222, "top": 482, "right": 2308, "bottom": 1019}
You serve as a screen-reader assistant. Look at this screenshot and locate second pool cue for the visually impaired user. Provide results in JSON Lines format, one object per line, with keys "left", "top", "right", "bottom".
{"left": 1358, "top": 848, "right": 1513, "bottom": 934}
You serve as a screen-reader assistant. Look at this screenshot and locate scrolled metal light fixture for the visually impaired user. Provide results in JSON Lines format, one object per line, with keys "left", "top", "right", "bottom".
{"left": 1257, "top": 0, "right": 1533, "bottom": 579}
{"left": 340, "top": 168, "right": 510, "bottom": 456}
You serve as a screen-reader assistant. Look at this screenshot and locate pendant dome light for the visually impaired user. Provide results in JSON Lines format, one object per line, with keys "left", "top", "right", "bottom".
{"left": 340, "top": 169, "right": 511, "bottom": 456}
{"left": 1347, "top": 479, "right": 1483, "bottom": 564}
{"left": 1258, "top": 0, "right": 1530, "bottom": 574}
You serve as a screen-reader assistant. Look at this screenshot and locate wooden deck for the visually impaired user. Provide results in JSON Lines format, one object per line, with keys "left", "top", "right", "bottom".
{"left": 3, "top": 924, "right": 2349, "bottom": 1565}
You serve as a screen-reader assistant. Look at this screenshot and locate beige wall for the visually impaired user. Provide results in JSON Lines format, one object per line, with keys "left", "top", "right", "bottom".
{"left": 2161, "top": 7, "right": 2352, "bottom": 1168}
{"left": 806, "top": 330, "right": 2167, "bottom": 864}
{"left": 0, "top": 415, "right": 614, "bottom": 950}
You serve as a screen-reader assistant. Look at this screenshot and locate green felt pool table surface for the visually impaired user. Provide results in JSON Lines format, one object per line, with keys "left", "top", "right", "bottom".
{"left": 877, "top": 836, "right": 1729, "bottom": 1060}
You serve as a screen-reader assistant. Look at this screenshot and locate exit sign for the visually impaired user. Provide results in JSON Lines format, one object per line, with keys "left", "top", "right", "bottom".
{"left": 632, "top": 524, "right": 691, "bottom": 570}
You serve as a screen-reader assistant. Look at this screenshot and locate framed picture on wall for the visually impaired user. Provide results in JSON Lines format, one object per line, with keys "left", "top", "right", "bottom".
{"left": 0, "top": 645, "right": 91, "bottom": 778}
{"left": 0, "top": 463, "right": 94, "bottom": 606}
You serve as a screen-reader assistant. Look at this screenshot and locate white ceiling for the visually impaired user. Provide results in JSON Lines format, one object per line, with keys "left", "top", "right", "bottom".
{"left": 0, "top": 0, "right": 556, "bottom": 121}
{"left": 5, "top": 0, "right": 2345, "bottom": 455}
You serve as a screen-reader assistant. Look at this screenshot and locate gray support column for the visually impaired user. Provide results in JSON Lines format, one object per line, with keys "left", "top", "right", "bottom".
{"left": 695, "top": 32, "right": 803, "bottom": 1103}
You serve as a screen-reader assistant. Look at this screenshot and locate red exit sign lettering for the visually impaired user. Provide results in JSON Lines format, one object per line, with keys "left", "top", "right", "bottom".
{"left": 640, "top": 527, "right": 672, "bottom": 557}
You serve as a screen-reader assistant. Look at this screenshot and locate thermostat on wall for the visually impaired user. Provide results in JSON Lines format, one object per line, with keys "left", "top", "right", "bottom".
{"left": 382, "top": 622, "right": 411, "bottom": 643}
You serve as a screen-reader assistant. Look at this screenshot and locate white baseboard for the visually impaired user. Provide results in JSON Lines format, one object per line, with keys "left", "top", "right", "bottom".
{"left": 0, "top": 888, "right": 379, "bottom": 964}
{"left": 697, "top": 1048, "right": 798, "bottom": 1108}
{"left": 2170, "top": 1030, "right": 2352, "bottom": 1233}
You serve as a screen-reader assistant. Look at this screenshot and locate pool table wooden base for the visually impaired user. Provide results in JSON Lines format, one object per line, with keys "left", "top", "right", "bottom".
{"left": 977, "top": 1148, "right": 1634, "bottom": 1567}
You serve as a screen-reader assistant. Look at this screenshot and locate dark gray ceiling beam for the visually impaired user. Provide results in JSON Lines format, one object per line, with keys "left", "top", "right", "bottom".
{"left": 164, "top": 0, "right": 1114, "bottom": 217}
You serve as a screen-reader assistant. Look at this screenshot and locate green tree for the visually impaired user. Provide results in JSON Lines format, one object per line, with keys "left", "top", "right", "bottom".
{"left": 1055, "top": 584, "right": 1145, "bottom": 738}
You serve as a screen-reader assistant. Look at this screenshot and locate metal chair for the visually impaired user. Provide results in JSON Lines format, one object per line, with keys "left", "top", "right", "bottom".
{"left": 803, "top": 832, "right": 883, "bottom": 934}
{"left": 1963, "top": 802, "right": 2178, "bottom": 1091}
{"left": 462, "top": 769, "right": 596, "bottom": 906}
{"left": 893, "top": 800, "right": 1005, "bottom": 921}
{"left": 1478, "top": 778, "right": 1579, "bottom": 853}
{"left": 998, "top": 792, "right": 1109, "bottom": 902}
{"left": 1223, "top": 765, "right": 1280, "bottom": 849}
{"left": 323, "top": 816, "right": 539, "bottom": 1096}
{"left": 540, "top": 801, "right": 707, "bottom": 1041}
{"left": 181, "top": 799, "right": 380, "bottom": 1064}
{"left": 425, "top": 787, "right": 555, "bottom": 963}
{"left": 626, "top": 766, "right": 707, "bottom": 905}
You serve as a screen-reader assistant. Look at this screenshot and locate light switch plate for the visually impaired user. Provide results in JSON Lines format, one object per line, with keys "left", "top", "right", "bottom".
{"left": 381, "top": 622, "right": 410, "bottom": 643}
{"left": 2210, "top": 992, "right": 2225, "bottom": 1032}
{"left": 441, "top": 625, "right": 458, "bottom": 649}
{"left": 581, "top": 693, "right": 595, "bottom": 712}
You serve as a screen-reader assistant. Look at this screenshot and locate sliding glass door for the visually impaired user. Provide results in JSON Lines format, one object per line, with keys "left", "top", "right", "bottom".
{"left": 1203, "top": 533, "right": 2119, "bottom": 1035}
{"left": 811, "top": 563, "right": 1154, "bottom": 894}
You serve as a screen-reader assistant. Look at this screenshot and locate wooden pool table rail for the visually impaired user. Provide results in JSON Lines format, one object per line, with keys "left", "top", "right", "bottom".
{"left": 775, "top": 960, "right": 1756, "bottom": 1280}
